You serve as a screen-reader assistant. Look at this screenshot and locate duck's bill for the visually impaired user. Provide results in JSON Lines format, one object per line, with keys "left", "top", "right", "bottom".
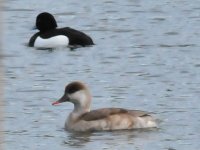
{"left": 52, "top": 101, "right": 60, "bottom": 105}
{"left": 32, "top": 26, "right": 37, "bottom": 30}
{"left": 52, "top": 94, "right": 69, "bottom": 105}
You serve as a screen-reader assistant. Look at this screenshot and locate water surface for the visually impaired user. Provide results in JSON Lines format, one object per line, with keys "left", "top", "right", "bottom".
{"left": 2, "top": 0, "right": 200, "bottom": 150}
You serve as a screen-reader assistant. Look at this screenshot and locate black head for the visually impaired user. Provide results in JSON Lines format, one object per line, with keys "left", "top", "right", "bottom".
{"left": 36, "top": 12, "right": 57, "bottom": 32}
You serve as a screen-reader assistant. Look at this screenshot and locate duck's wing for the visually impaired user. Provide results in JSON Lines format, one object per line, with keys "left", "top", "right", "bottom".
{"left": 127, "top": 110, "right": 151, "bottom": 117}
{"left": 80, "top": 108, "right": 150, "bottom": 121}
{"left": 80, "top": 108, "right": 127, "bottom": 121}
{"left": 61, "top": 27, "right": 94, "bottom": 45}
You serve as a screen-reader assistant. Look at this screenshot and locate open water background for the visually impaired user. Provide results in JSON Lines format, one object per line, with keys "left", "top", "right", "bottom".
{"left": 1, "top": 0, "right": 200, "bottom": 149}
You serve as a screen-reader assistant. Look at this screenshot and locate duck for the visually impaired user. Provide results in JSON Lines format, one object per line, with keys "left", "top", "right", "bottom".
{"left": 52, "top": 81, "right": 157, "bottom": 132}
{"left": 29, "top": 12, "right": 94, "bottom": 48}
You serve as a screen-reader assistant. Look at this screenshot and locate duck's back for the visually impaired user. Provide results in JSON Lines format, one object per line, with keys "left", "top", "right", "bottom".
{"left": 61, "top": 27, "right": 94, "bottom": 46}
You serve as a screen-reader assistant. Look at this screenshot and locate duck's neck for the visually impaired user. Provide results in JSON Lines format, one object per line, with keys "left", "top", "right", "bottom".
{"left": 73, "top": 102, "right": 90, "bottom": 114}
{"left": 68, "top": 102, "right": 90, "bottom": 124}
{"left": 69, "top": 90, "right": 92, "bottom": 118}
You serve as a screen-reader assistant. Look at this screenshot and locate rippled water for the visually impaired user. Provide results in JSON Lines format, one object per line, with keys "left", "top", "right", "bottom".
{"left": 1, "top": 0, "right": 200, "bottom": 149}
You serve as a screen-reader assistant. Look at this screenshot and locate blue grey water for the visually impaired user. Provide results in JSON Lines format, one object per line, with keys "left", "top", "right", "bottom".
{"left": 1, "top": 0, "right": 200, "bottom": 149}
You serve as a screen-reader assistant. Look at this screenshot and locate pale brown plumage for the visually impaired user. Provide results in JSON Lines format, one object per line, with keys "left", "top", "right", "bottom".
{"left": 80, "top": 108, "right": 150, "bottom": 121}
{"left": 52, "top": 81, "right": 157, "bottom": 132}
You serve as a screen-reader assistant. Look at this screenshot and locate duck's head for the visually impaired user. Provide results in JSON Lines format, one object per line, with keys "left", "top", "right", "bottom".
{"left": 52, "top": 81, "right": 92, "bottom": 111}
{"left": 36, "top": 12, "right": 57, "bottom": 32}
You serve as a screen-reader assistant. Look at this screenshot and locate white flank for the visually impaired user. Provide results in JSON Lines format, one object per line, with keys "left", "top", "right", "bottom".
{"left": 34, "top": 35, "right": 69, "bottom": 48}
